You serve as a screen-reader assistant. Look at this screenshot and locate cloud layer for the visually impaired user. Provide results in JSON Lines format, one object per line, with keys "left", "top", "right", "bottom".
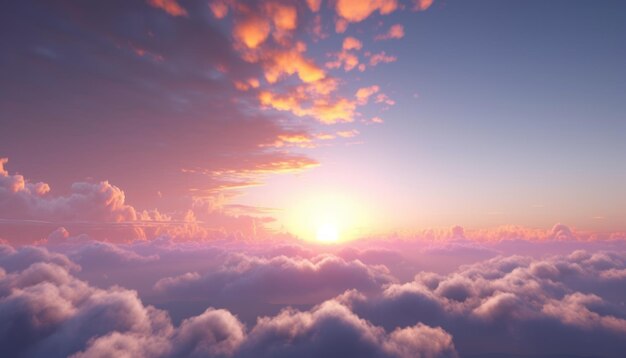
{"left": 0, "top": 243, "right": 457, "bottom": 358}
{"left": 1, "top": 230, "right": 626, "bottom": 357}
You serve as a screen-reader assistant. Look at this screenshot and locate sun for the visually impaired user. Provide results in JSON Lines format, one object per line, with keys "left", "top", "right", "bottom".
{"left": 316, "top": 223, "right": 339, "bottom": 243}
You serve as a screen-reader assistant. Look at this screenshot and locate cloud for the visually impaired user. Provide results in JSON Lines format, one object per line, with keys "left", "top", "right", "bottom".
{"left": 147, "top": 0, "right": 188, "bottom": 17}
{"left": 209, "top": 1, "right": 229, "bottom": 19}
{"left": 306, "top": 0, "right": 322, "bottom": 13}
{"left": 356, "top": 85, "right": 381, "bottom": 105}
{"left": 262, "top": 45, "right": 326, "bottom": 84}
{"left": 3, "top": 234, "right": 626, "bottom": 357}
{"left": 0, "top": 246, "right": 457, "bottom": 358}
{"left": 234, "top": 15, "right": 271, "bottom": 49}
{"left": 366, "top": 116, "right": 385, "bottom": 124}
{"left": 259, "top": 87, "right": 357, "bottom": 125}
{"left": 337, "top": 130, "right": 360, "bottom": 138}
{"left": 239, "top": 300, "right": 457, "bottom": 358}
{"left": 0, "top": 261, "right": 173, "bottom": 357}
{"left": 343, "top": 37, "right": 363, "bottom": 51}
{"left": 368, "top": 51, "right": 398, "bottom": 66}
{"left": 342, "top": 250, "right": 626, "bottom": 357}
{"left": 0, "top": 243, "right": 78, "bottom": 273}
{"left": 414, "top": 0, "right": 434, "bottom": 12}
{"left": 264, "top": 3, "right": 298, "bottom": 32}
{"left": 168, "top": 308, "right": 246, "bottom": 357}
{"left": 1, "top": 1, "right": 326, "bottom": 241}
{"left": 154, "top": 254, "right": 395, "bottom": 305}
{"left": 375, "top": 24, "right": 405, "bottom": 40}
{"left": 335, "top": 0, "right": 399, "bottom": 23}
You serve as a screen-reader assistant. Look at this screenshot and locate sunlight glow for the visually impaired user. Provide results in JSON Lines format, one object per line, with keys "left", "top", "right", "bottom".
{"left": 316, "top": 223, "right": 339, "bottom": 243}
{"left": 277, "top": 190, "right": 374, "bottom": 243}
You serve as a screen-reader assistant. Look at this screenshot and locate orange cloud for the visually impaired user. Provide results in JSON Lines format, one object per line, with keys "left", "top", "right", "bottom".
{"left": 263, "top": 132, "right": 316, "bottom": 148}
{"left": 259, "top": 90, "right": 356, "bottom": 124}
{"left": 265, "top": 2, "right": 298, "bottom": 31}
{"left": 234, "top": 16, "right": 271, "bottom": 49}
{"left": 278, "top": 133, "right": 312, "bottom": 144}
{"left": 326, "top": 38, "right": 363, "bottom": 72}
{"left": 147, "top": 0, "right": 188, "bottom": 16}
{"left": 326, "top": 51, "right": 360, "bottom": 72}
{"left": 259, "top": 90, "right": 306, "bottom": 116}
{"left": 335, "top": 0, "right": 398, "bottom": 23}
{"left": 209, "top": 0, "right": 229, "bottom": 19}
{"left": 309, "top": 98, "right": 356, "bottom": 124}
{"left": 343, "top": 37, "right": 363, "bottom": 51}
{"left": 306, "top": 77, "right": 340, "bottom": 96}
{"left": 238, "top": 158, "right": 320, "bottom": 175}
{"left": 263, "top": 45, "right": 326, "bottom": 83}
{"left": 233, "top": 78, "right": 261, "bottom": 91}
{"left": 307, "top": 0, "right": 322, "bottom": 12}
{"left": 414, "top": 0, "right": 434, "bottom": 11}
{"left": 375, "top": 24, "right": 404, "bottom": 40}
{"left": 356, "top": 85, "right": 380, "bottom": 105}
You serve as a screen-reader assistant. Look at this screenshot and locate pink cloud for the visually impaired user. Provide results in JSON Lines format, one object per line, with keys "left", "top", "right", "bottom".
{"left": 375, "top": 24, "right": 405, "bottom": 40}
{"left": 414, "top": 0, "right": 434, "bottom": 11}
{"left": 343, "top": 36, "right": 363, "bottom": 51}
{"left": 368, "top": 51, "right": 398, "bottom": 66}
{"left": 147, "top": 0, "right": 188, "bottom": 17}
{"left": 209, "top": 1, "right": 229, "bottom": 19}
{"left": 356, "top": 85, "right": 381, "bottom": 104}
{"left": 306, "top": 0, "right": 322, "bottom": 12}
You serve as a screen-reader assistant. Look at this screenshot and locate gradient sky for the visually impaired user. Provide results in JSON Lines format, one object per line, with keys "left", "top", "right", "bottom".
{"left": 3, "top": 2, "right": 626, "bottom": 358}
{"left": 1, "top": 0, "right": 625, "bottom": 243}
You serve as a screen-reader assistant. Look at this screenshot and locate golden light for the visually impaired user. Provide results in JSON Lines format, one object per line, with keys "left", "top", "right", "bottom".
{"left": 280, "top": 190, "right": 373, "bottom": 243}
{"left": 316, "top": 223, "right": 339, "bottom": 243}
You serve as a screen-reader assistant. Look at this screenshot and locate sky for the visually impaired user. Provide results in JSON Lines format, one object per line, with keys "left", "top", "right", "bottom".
{"left": 1, "top": 1, "right": 626, "bottom": 357}
{"left": 1, "top": 0, "right": 625, "bottom": 243}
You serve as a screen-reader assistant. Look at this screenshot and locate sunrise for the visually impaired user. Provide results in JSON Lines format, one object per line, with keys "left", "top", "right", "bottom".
{"left": 1, "top": 0, "right": 625, "bottom": 357}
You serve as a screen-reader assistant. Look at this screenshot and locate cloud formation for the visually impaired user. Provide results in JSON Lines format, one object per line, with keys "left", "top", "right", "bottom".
{"left": 0, "top": 244, "right": 457, "bottom": 358}
{"left": 342, "top": 250, "right": 626, "bottom": 357}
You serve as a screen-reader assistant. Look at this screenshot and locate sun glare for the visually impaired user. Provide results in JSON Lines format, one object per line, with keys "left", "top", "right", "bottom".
{"left": 316, "top": 223, "right": 339, "bottom": 243}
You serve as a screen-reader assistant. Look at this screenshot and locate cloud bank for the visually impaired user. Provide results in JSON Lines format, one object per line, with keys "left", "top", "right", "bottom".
{"left": 1, "top": 231, "right": 626, "bottom": 357}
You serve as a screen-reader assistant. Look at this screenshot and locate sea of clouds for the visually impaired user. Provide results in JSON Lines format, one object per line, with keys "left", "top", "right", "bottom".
{"left": 1, "top": 227, "right": 626, "bottom": 358}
